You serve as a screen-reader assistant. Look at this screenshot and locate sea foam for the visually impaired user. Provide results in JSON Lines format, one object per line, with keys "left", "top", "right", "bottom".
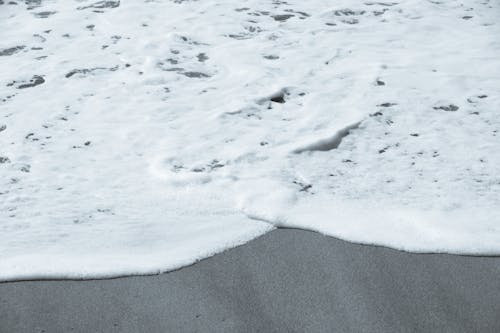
{"left": 1, "top": 0, "right": 499, "bottom": 281}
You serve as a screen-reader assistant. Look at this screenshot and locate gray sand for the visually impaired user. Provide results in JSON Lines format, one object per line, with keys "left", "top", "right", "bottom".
{"left": 1, "top": 229, "right": 500, "bottom": 333}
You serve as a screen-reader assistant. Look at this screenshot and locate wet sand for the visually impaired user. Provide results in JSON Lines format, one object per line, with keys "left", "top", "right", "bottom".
{"left": 1, "top": 229, "right": 500, "bottom": 333}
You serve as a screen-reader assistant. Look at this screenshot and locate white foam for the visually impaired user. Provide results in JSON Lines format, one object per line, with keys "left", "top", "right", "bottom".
{"left": 1, "top": 0, "right": 499, "bottom": 281}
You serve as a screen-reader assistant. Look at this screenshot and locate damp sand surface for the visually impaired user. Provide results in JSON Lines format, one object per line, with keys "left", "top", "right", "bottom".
{"left": 1, "top": 229, "right": 500, "bottom": 333}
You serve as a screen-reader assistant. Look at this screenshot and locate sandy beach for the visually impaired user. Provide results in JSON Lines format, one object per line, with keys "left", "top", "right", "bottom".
{"left": 2, "top": 228, "right": 500, "bottom": 333}
{"left": 2, "top": 1, "right": 500, "bottom": 332}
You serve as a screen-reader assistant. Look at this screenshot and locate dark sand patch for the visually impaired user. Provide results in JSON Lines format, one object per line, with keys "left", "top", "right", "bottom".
{"left": 1, "top": 229, "right": 499, "bottom": 332}
{"left": 0, "top": 46, "right": 25, "bottom": 56}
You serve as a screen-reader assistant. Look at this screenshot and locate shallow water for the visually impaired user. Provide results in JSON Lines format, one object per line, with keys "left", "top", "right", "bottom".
{"left": 1, "top": 0, "right": 499, "bottom": 280}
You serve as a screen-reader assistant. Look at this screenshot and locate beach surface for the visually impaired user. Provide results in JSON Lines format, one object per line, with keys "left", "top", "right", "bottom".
{"left": 2, "top": 228, "right": 500, "bottom": 333}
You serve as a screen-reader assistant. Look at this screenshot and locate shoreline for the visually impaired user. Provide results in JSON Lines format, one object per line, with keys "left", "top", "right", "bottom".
{"left": 2, "top": 228, "right": 500, "bottom": 332}
{"left": 2, "top": 226, "right": 497, "bottom": 284}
